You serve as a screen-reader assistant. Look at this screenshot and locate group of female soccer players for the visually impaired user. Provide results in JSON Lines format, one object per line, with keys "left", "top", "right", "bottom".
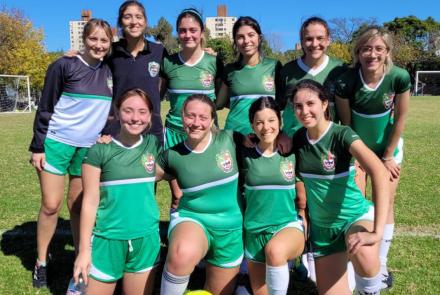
{"left": 29, "top": 1, "right": 410, "bottom": 294}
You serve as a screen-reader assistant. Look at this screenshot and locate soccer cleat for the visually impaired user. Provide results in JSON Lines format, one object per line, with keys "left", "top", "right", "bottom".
{"left": 32, "top": 262, "right": 47, "bottom": 288}
{"left": 380, "top": 271, "right": 394, "bottom": 290}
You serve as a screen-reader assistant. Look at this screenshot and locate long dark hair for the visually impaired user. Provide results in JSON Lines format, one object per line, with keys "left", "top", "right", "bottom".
{"left": 117, "top": 1, "right": 147, "bottom": 38}
{"left": 232, "top": 16, "right": 263, "bottom": 63}
{"left": 290, "top": 79, "right": 331, "bottom": 120}
{"left": 249, "top": 96, "right": 281, "bottom": 126}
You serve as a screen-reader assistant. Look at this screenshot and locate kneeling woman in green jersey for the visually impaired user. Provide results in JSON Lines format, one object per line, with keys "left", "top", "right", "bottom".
{"left": 74, "top": 89, "right": 161, "bottom": 295}
{"left": 238, "top": 96, "right": 305, "bottom": 294}
{"left": 291, "top": 80, "right": 390, "bottom": 295}
{"left": 157, "top": 95, "right": 243, "bottom": 295}
{"left": 335, "top": 27, "right": 411, "bottom": 288}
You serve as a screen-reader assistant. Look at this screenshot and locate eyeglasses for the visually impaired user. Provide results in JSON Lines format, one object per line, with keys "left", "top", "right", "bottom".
{"left": 359, "top": 46, "right": 388, "bottom": 55}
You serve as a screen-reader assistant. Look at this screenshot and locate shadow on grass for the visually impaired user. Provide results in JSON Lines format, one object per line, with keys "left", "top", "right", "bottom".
{"left": 1, "top": 219, "right": 317, "bottom": 294}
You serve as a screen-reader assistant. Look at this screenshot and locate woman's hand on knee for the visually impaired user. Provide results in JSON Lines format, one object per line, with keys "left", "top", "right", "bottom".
{"left": 347, "top": 231, "right": 381, "bottom": 255}
{"left": 30, "top": 153, "right": 45, "bottom": 172}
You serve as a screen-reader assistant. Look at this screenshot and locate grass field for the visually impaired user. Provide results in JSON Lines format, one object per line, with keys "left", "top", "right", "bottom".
{"left": 0, "top": 97, "right": 439, "bottom": 294}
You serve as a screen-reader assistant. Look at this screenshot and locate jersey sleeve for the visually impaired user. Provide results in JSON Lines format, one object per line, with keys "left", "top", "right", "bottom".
{"left": 339, "top": 126, "right": 361, "bottom": 151}
{"left": 29, "top": 58, "right": 67, "bottom": 153}
{"left": 395, "top": 68, "right": 411, "bottom": 94}
{"left": 157, "top": 149, "right": 171, "bottom": 174}
{"left": 83, "top": 143, "right": 105, "bottom": 169}
{"left": 274, "top": 60, "right": 284, "bottom": 108}
{"left": 221, "top": 63, "right": 232, "bottom": 87}
{"left": 215, "top": 56, "right": 224, "bottom": 80}
{"left": 334, "top": 70, "right": 353, "bottom": 100}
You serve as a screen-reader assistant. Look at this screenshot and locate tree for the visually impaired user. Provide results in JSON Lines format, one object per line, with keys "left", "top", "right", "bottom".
{"left": 327, "top": 41, "right": 352, "bottom": 64}
{"left": 147, "top": 17, "right": 179, "bottom": 54}
{"left": 206, "top": 37, "right": 235, "bottom": 64}
{"left": 0, "top": 7, "right": 53, "bottom": 90}
{"left": 328, "top": 17, "right": 377, "bottom": 43}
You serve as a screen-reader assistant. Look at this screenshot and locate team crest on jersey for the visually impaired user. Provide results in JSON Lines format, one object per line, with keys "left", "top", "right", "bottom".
{"left": 141, "top": 153, "right": 155, "bottom": 173}
{"left": 383, "top": 92, "right": 395, "bottom": 109}
{"left": 200, "top": 71, "right": 214, "bottom": 88}
{"left": 280, "top": 159, "right": 295, "bottom": 181}
{"left": 148, "top": 62, "right": 160, "bottom": 77}
{"left": 107, "top": 76, "right": 113, "bottom": 92}
{"left": 216, "top": 150, "right": 233, "bottom": 173}
{"left": 322, "top": 151, "right": 336, "bottom": 172}
{"left": 262, "top": 75, "right": 275, "bottom": 91}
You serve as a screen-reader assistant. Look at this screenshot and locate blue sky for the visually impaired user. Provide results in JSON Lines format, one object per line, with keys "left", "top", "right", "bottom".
{"left": 2, "top": 0, "right": 440, "bottom": 51}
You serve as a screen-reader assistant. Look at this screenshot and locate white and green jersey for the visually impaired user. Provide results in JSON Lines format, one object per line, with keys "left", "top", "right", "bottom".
{"left": 158, "top": 130, "right": 242, "bottom": 230}
{"left": 222, "top": 58, "right": 282, "bottom": 135}
{"left": 83, "top": 135, "right": 161, "bottom": 240}
{"left": 335, "top": 65, "right": 411, "bottom": 156}
{"left": 292, "top": 123, "right": 370, "bottom": 228}
{"left": 280, "top": 55, "right": 346, "bottom": 136}
{"left": 237, "top": 145, "right": 298, "bottom": 233}
{"left": 162, "top": 52, "right": 222, "bottom": 132}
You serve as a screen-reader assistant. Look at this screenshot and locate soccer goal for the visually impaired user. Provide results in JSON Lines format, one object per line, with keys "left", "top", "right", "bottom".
{"left": 414, "top": 71, "right": 440, "bottom": 96}
{"left": 0, "top": 74, "right": 32, "bottom": 113}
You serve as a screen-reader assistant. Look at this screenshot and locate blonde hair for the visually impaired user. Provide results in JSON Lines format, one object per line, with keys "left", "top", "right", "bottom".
{"left": 352, "top": 26, "right": 394, "bottom": 73}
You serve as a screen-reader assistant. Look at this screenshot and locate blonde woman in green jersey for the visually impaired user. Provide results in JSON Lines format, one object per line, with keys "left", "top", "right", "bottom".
{"left": 74, "top": 89, "right": 161, "bottom": 295}
{"left": 335, "top": 26, "right": 411, "bottom": 289}
{"left": 292, "top": 80, "right": 389, "bottom": 295}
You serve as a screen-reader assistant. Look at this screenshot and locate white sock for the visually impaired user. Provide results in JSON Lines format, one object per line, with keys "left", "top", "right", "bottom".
{"left": 347, "top": 261, "right": 356, "bottom": 292}
{"left": 239, "top": 258, "right": 249, "bottom": 274}
{"left": 380, "top": 223, "right": 394, "bottom": 274}
{"left": 306, "top": 252, "right": 316, "bottom": 282}
{"left": 36, "top": 259, "right": 46, "bottom": 267}
{"left": 160, "top": 268, "right": 190, "bottom": 295}
{"left": 354, "top": 271, "right": 381, "bottom": 295}
{"left": 266, "top": 264, "right": 289, "bottom": 295}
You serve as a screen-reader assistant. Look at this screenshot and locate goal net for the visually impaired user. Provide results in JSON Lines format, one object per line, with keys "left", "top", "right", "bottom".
{"left": 415, "top": 71, "right": 440, "bottom": 96}
{"left": 0, "top": 75, "right": 32, "bottom": 113}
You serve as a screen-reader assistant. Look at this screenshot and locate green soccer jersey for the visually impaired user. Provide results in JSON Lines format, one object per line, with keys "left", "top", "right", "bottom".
{"left": 292, "top": 123, "right": 371, "bottom": 228}
{"left": 335, "top": 66, "right": 411, "bottom": 156}
{"left": 158, "top": 130, "right": 242, "bottom": 230}
{"left": 162, "top": 52, "right": 222, "bottom": 132}
{"left": 222, "top": 58, "right": 282, "bottom": 135}
{"left": 237, "top": 145, "right": 298, "bottom": 233}
{"left": 280, "top": 55, "right": 346, "bottom": 136}
{"left": 83, "top": 135, "right": 161, "bottom": 240}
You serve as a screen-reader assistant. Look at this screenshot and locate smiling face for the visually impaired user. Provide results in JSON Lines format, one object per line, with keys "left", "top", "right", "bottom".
{"left": 118, "top": 94, "right": 152, "bottom": 136}
{"left": 178, "top": 16, "right": 203, "bottom": 50}
{"left": 120, "top": 4, "right": 147, "bottom": 39}
{"left": 358, "top": 36, "right": 389, "bottom": 74}
{"left": 235, "top": 25, "right": 260, "bottom": 59}
{"left": 83, "top": 27, "right": 111, "bottom": 62}
{"left": 293, "top": 88, "right": 328, "bottom": 129}
{"left": 301, "top": 22, "right": 330, "bottom": 61}
{"left": 182, "top": 100, "right": 214, "bottom": 142}
{"left": 252, "top": 108, "right": 280, "bottom": 145}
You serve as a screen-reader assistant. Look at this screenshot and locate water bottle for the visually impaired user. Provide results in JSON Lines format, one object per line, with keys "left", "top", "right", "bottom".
{"left": 66, "top": 276, "right": 86, "bottom": 295}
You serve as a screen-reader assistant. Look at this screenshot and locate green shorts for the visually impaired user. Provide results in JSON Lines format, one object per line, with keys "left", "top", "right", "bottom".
{"left": 168, "top": 212, "right": 243, "bottom": 268}
{"left": 244, "top": 220, "right": 304, "bottom": 263}
{"left": 311, "top": 206, "right": 374, "bottom": 258}
{"left": 89, "top": 232, "right": 161, "bottom": 282}
{"left": 164, "top": 127, "right": 187, "bottom": 149}
{"left": 43, "top": 137, "right": 88, "bottom": 176}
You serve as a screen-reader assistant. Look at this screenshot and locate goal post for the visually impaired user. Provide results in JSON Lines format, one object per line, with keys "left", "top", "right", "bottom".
{"left": 0, "top": 74, "right": 32, "bottom": 113}
{"left": 415, "top": 71, "right": 440, "bottom": 96}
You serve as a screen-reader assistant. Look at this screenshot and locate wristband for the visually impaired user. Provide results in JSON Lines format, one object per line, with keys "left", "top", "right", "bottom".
{"left": 381, "top": 156, "right": 394, "bottom": 161}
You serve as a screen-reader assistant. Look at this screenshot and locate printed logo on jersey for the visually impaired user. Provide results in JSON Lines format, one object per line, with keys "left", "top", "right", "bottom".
{"left": 216, "top": 150, "right": 233, "bottom": 173}
{"left": 107, "top": 76, "right": 113, "bottom": 93}
{"left": 200, "top": 71, "right": 214, "bottom": 88}
{"left": 262, "top": 75, "right": 275, "bottom": 91}
{"left": 280, "top": 159, "right": 295, "bottom": 182}
{"left": 322, "top": 151, "right": 336, "bottom": 172}
{"left": 148, "top": 62, "right": 160, "bottom": 77}
{"left": 141, "top": 153, "right": 155, "bottom": 173}
{"left": 383, "top": 92, "right": 395, "bottom": 109}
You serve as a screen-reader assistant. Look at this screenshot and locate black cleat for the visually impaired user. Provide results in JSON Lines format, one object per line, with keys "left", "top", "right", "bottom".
{"left": 32, "top": 263, "right": 47, "bottom": 288}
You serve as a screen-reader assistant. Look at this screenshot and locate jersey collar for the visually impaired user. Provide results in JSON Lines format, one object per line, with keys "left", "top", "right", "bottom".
{"left": 112, "top": 135, "right": 143, "bottom": 149}
{"left": 359, "top": 68, "right": 385, "bottom": 91}
{"left": 297, "top": 55, "right": 329, "bottom": 77}
{"left": 306, "top": 122, "right": 332, "bottom": 145}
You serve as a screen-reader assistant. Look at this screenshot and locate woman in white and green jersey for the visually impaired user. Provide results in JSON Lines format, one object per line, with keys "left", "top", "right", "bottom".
{"left": 161, "top": 8, "right": 223, "bottom": 149}
{"left": 335, "top": 26, "right": 411, "bottom": 289}
{"left": 291, "top": 80, "right": 390, "bottom": 295}
{"left": 280, "top": 17, "right": 346, "bottom": 137}
{"left": 73, "top": 89, "right": 161, "bottom": 294}
{"left": 157, "top": 95, "right": 243, "bottom": 295}
{"left": 216, "top": 16, "right": 282, "bottom": 136}
{"left": 237, "top": 96, "right": 305, "bottom": 294}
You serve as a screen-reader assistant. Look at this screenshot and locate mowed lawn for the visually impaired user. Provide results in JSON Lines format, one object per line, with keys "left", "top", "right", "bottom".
{"left": 0, "top": 96, "right": 439, "bottom": 294}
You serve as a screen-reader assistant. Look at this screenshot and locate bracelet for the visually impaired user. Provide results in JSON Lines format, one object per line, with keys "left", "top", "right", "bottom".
{"left": 381, "top": 156, "right": 394, "bottom": 161}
